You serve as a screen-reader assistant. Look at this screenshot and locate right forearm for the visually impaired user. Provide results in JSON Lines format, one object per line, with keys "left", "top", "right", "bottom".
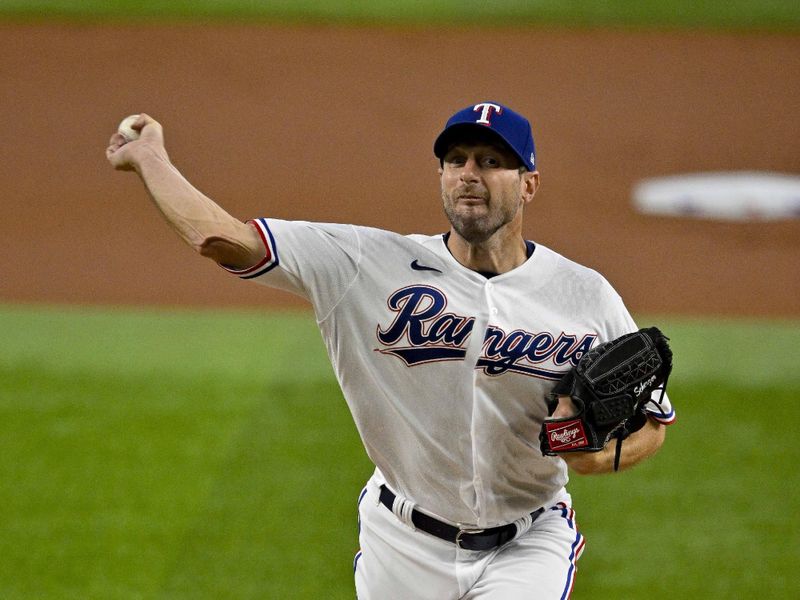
{"left": 107, "top": 113, "right": 263, "bottom": 269}
{"left": 134, "top": 146, "right": 237, "bottom": 250}
{"left": 133, "top": 147, "right": 261, "bottom": 269}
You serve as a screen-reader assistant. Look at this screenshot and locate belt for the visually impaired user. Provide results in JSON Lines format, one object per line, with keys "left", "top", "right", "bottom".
{"left": 378, "top": 485, "right": 544, "bottom": 552}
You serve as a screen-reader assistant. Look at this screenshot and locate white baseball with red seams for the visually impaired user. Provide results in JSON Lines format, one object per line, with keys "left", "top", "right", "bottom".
{"left": 223, "top": 218, "right": 675, "bottom": 599}
{"left": 117, "top": 115, "right": 140, "bottom": 141}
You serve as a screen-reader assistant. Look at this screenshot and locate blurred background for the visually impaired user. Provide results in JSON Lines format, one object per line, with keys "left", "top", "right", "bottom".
{"left": 0, "top": 1, "right": 798, "bottom": 598}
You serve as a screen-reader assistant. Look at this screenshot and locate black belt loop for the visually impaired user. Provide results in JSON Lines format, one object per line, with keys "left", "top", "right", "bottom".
{"left": 378, "top": 485, "right": 544, "bottom": 552}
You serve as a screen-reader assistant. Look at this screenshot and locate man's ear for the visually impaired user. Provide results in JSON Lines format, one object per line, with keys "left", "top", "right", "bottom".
{"left": 522, "top": 170, "right": 540, "bottom": 204}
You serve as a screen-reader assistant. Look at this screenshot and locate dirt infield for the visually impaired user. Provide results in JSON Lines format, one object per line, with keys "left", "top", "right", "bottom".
{"left": 1, "top": 24, "right": 798, "bottom": 316}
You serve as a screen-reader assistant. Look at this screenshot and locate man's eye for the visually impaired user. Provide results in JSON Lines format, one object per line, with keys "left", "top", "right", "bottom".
{"left": 482, "top": 157, "right": 499, "bottom": 167}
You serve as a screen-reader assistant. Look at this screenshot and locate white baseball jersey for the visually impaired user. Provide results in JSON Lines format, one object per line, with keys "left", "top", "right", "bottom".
{"left": 225, "top": 218, "right": 675, "bottom": 528}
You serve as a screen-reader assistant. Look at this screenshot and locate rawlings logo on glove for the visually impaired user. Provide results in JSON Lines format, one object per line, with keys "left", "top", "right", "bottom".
{"left": 546, "top": 420, "right": 588, "bottom": 452}
{"left": 539, "top": 327, "right": 673, "bottom": 470}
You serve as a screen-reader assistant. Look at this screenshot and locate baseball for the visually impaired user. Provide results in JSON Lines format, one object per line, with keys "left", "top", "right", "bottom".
{"left": 117, "top": 114, "right": 141, "bottom": 142}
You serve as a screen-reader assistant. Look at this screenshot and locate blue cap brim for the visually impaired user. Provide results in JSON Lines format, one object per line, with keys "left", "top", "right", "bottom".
{"left": 433, "top": 123, "right": 529, "bottom": 170}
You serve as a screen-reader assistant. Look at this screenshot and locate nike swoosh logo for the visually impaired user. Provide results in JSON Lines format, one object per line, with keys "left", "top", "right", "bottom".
{"left": 410, "top": 259, "right": 442, "bottom": 273}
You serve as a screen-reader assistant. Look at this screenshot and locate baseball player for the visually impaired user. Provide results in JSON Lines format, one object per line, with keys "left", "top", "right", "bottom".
{"left": 106, "top": 102, "right": 675, "bottom": 599}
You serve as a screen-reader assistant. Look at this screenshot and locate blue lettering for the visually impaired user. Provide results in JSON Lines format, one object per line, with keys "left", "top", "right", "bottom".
{"left": 376, "top": 286, "right": 475, "bottom": 366}
{"left": 377, "top": 285, "right": 597, "bottom": 373}
{"left": 525, "top": 332, "right": 556, "bottom": 361}
{"left": 377, "top": 287, "right": 446, "bottom": 345}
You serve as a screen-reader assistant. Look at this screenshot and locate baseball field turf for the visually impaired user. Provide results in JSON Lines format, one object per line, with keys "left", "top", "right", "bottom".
{"left": 1, "top": 304, "right": 798, "bottom": 598}
{"left": 2, "top": 0, "right": 800, "bottom": 30}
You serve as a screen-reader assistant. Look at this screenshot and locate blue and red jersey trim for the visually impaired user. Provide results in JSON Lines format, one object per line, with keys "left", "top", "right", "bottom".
{"left": 221, "top": 218, "right": 279, "bottom": 279}
{"left": 646, "top": 406, "right": 677, "bottom": 425}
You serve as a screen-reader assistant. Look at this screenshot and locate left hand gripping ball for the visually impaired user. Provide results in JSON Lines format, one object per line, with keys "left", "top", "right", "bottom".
{"left": 117, "top": 114, "right": 141, "bottom": 142}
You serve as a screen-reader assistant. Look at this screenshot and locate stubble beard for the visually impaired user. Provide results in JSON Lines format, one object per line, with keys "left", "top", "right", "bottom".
{"left": 442, "top": 188, "right": 519, "bottom": 245}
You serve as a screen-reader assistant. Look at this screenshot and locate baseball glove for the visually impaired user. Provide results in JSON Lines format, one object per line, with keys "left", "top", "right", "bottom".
{"left": 539, "top": 327, "right": 672, "bottom": 471}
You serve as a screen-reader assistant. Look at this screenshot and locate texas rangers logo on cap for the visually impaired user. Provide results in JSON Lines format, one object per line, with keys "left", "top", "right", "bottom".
{"left": 433, "top": 101, "right": 537, "bottom": 171}
{"left": 473, "top": 102, "right": 503, "bottom": 125}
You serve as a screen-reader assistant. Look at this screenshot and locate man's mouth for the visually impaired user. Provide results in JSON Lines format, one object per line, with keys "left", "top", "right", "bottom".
{"left": 456, "top": 193, "right": 488, "bottom": 204}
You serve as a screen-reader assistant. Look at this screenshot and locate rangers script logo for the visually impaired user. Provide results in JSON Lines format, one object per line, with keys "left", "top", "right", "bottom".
{"left": 376, "top": 285, "right": 597, "bottom": 380}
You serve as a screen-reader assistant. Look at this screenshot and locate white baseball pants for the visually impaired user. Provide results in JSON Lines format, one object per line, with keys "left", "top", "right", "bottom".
{"left": 354, "top": 475, "right": 585, "bottom": 600}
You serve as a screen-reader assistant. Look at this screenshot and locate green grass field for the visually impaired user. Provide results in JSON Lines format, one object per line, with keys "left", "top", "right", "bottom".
{"left": 1, "top": 0, "right": 799, "bottom": 31}
{"left": 1, "top": 304, "right": 798, "bottom": 598}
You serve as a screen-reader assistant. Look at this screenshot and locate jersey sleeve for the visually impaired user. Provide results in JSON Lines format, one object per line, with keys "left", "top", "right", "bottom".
{"left": 642, "top": 390, "right": 676, "bottom": 424}
{"left": 221, "top": 218, "right": 362, "bottom": 320}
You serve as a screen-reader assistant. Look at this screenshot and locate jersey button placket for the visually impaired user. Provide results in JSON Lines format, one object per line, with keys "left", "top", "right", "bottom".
{"left": 485, "top": 281, "right": 498, "bottom": 317}
{"left": 468, "top": 279, "right": 498, "bottom": 524}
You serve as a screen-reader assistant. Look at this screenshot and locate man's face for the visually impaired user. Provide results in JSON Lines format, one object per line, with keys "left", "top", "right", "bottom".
{"left": 440, "top": 139, "right": 537, "bottom": 244}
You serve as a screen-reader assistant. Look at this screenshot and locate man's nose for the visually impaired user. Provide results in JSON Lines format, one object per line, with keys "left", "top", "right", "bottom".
{"left": 460, "top": 157, "right": 480, "bottom": 182}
